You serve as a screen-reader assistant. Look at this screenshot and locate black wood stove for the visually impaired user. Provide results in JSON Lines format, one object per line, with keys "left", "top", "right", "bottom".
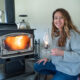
{"left": 0, "top": 23, "right": 35, "bottom": 79}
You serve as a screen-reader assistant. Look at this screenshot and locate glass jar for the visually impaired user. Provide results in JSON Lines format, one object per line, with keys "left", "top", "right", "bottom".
{"left": 0, "top": 10, "right": 4, "bottom": 23}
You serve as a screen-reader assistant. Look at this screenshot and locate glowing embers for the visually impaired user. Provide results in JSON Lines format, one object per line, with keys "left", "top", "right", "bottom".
{"left": 4, "top": 35, "right": 30, "bottom": 51}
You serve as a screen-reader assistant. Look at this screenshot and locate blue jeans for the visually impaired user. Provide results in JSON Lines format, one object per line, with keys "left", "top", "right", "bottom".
{"left": 34, "top": 61, "right": 78, "bottom": 80}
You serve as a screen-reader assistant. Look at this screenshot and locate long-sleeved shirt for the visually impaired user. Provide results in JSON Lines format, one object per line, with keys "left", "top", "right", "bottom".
{"left": 50, "top": 30, "right": 80, "bottom": 76}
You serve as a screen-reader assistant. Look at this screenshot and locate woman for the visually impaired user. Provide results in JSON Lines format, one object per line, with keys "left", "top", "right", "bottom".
{"left": 34, "top": 8, "right": 80, "bottom": 80}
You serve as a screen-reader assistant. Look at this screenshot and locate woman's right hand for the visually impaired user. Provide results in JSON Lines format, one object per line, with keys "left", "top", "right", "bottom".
{"left": 37, "top": 58, "right": 48, "bottom": 65}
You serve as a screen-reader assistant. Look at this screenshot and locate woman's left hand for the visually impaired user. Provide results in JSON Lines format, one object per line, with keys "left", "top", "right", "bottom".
{"left": 51, "top": 48, "right": 64, "bottom": 56}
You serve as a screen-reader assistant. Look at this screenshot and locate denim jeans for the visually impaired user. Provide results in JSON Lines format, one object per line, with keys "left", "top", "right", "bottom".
{"left": 34, "top": 61, "right": 78, "bottom": 80}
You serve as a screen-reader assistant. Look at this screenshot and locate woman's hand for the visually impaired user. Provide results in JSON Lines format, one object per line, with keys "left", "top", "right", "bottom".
{"left": 51, "top": 48, "right": 64, "bottom": 56}
{"left": 37, "top": 58, "right": 48, "bottom": 65}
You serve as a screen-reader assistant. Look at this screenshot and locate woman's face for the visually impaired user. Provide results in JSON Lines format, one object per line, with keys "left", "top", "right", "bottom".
{"left": 54, "top": 11, "right": 65, "bottom": 31}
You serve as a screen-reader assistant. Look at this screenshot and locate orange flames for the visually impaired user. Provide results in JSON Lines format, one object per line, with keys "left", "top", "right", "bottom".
{"left": 4, "top": 35, "right": 30, "bottom": 50}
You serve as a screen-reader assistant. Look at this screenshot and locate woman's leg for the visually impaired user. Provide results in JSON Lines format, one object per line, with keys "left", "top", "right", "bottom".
{"left": 34, "top": 61, "right": 56, "bottom": 75}
{"left": 51, "top": 71, "right": 78, "bottom": 80}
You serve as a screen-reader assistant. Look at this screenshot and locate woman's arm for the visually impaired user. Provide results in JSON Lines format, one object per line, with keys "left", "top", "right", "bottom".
{"left": 63, "top": 30, "right": 80, "bottom": 62}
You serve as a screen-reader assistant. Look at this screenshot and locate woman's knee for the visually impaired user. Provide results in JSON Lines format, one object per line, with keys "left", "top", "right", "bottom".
{"left": 34, "top": 62, "right": 44, "bottom": 72}
{"left": 34, "top": 62, "right": 40, "bottom": 72}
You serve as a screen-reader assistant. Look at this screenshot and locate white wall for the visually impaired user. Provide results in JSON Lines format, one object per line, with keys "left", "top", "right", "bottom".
{"left": 15, "top": 0, "right": 80, "bottom": 42}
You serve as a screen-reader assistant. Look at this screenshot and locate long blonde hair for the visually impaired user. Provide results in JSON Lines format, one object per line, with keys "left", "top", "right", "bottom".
{"left": 51, "top": 8, "right": 80, "bottom": 47}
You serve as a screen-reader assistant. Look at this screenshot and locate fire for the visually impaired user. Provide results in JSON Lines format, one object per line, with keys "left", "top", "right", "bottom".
{"left": 43, "top": 32, "right": 49, "bottom": 49}
{"left": 4, "top": 35, "right": 30, "bottom": 50}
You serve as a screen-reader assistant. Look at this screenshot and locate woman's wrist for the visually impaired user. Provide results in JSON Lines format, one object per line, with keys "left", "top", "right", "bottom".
{"left": 61, "top": 50, "right": 64, "bottom": 56}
